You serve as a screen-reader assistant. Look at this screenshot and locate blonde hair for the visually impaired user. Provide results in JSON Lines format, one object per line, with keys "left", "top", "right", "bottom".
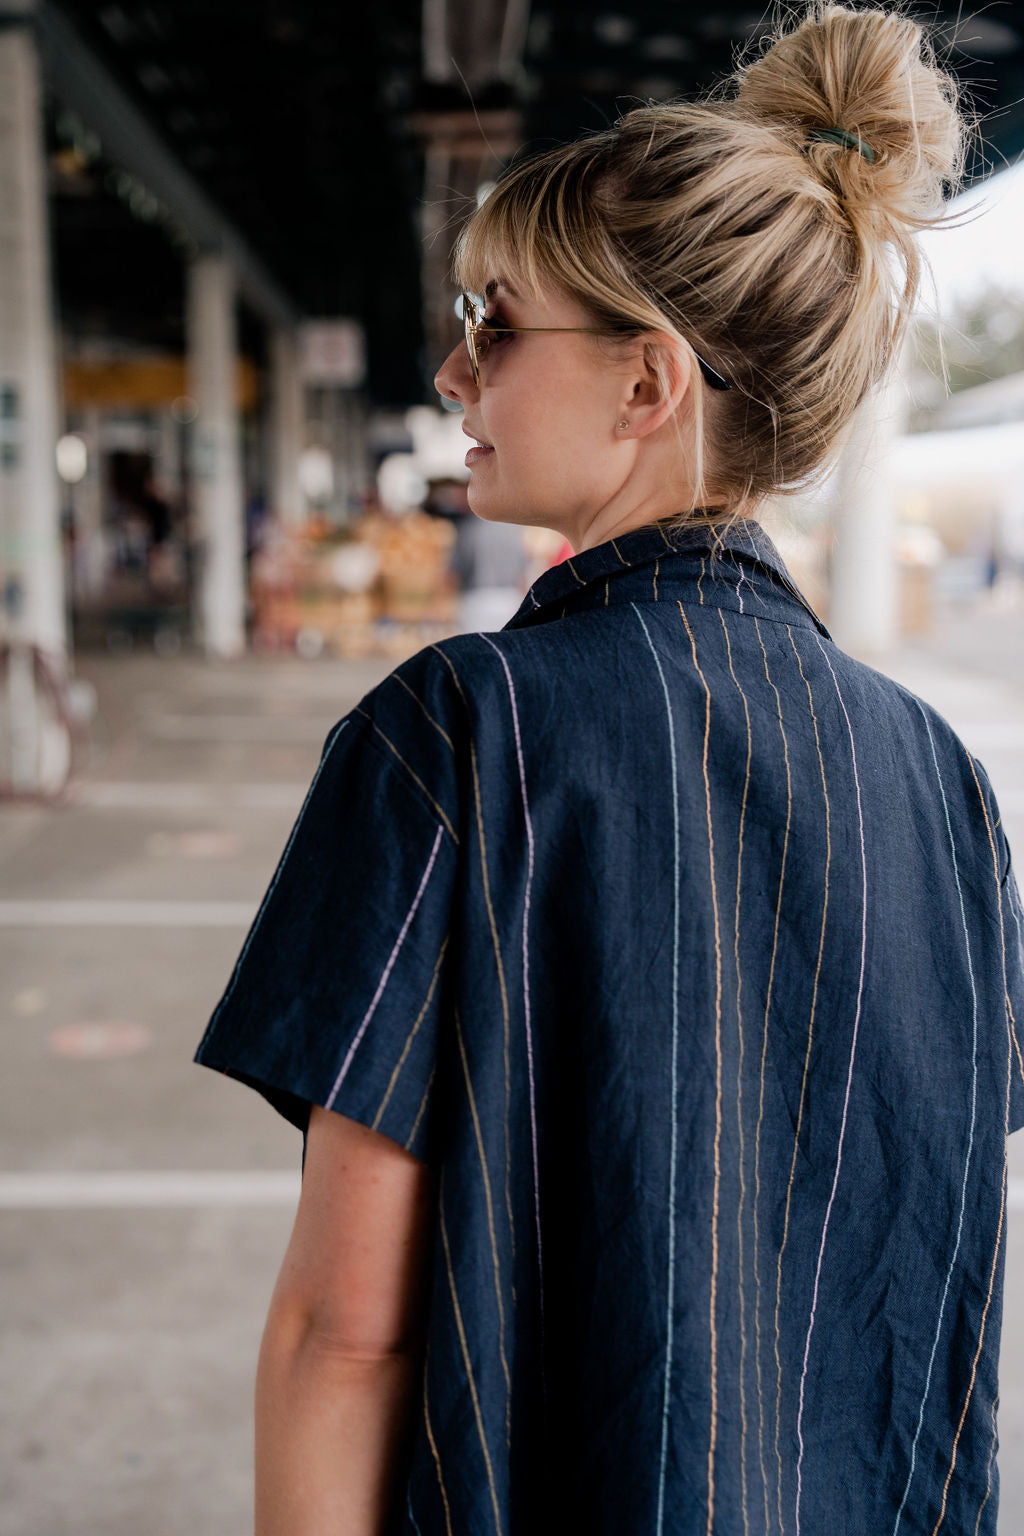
{"left": 453, "top": 2, "right": 967, "bottom": 520}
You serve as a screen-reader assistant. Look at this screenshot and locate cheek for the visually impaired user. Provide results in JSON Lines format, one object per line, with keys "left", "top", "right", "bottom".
{"left": 504, "top": 387, "right": 614, "bottom": 461}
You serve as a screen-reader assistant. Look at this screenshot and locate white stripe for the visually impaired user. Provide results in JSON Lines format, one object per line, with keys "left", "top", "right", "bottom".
{"left": 0, "top": 900, "right": 254, "bottom": 927}
{"left": 325, "top": 824, "right": 445, "bottom": 1109}
{"left": 892, "top": 705, "right": 982, "bottom": 1534}
{"left": 0, "top": 1170, "right": 300, "bottom": 1209}
{"left": 480, "top": 635, "right": 545, "bottom": 1360}
{"left": 67, "top": 782, "right": 307, "bottom": 810}
{"left": 632, "top": 604, "right": 680, "bottom": 1536}
{"left": 796, "top": 640, "right": 869, "bottom": 1536}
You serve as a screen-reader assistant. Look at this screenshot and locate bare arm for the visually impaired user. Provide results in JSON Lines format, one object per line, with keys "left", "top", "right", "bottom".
{"left": 255, "top": 1105, "right": 437, "bottom": 1536}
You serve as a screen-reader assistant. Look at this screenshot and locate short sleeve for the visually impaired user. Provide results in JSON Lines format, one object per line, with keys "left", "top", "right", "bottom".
{"left": 976, "top": 757, "right": 1024, "bottom": 1136}
{"left": 194, "top": 713, "right": 457, "bottom": 1164}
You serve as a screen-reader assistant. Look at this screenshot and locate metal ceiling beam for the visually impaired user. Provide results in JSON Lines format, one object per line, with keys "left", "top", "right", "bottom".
{"left": 32, "top": 0, "right": 299, "bottom": 328}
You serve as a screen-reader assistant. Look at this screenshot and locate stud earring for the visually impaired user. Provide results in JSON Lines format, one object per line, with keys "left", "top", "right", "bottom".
{"left": 617, "top": 419, "right": 629, "bottom": 431}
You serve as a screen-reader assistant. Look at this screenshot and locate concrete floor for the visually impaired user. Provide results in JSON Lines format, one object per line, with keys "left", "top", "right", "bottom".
{"left": 1, "top": 608, "right": 1022, "bottom": 1535}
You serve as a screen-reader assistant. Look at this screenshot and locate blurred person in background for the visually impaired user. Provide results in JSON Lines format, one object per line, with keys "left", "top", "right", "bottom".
{"left": 196, "top": 5, "right": 1023, "bottom": 1533}
{"left": 446, "top": 478, "right": 531, "bottom": 632}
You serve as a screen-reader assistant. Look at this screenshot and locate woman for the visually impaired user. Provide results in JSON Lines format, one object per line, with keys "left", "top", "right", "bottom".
{"left": 196, "top": 5, "right": 1024, "bottom": 1532}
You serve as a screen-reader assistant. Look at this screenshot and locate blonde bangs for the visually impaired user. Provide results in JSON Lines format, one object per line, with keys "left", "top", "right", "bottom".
{"left": 454, "top": 141, "right": 624, "bottom": 311}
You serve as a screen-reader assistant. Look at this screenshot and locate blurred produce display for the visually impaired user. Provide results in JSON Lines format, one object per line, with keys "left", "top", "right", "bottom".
{"left": 251, "top": 511, "right": 456, "bottom": 658}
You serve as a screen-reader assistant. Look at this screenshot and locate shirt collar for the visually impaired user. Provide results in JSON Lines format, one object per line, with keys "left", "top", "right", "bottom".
{"left": 504, "top": 516, "right": 830, "bottom": 637}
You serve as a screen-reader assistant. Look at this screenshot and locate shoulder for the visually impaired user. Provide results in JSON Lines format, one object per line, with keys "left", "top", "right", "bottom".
{"left": 364, "top": 631, "right": 562, "bottom": 739}
{"left": 356, "top": 636, "right": 495, "bottom": 747}
{"left": 340, "top": 637, "right": 528, "bottom": 841}
{"left": 820, "top": 644, "right": 1010, "bottom": 865}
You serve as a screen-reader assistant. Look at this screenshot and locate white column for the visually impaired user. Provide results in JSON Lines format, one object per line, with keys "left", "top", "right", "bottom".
{"left": 186, "top": 252, "right": 245, "bottom": 658}
{"left": 828, "top": 359, "right": 909, "bottom": 658}
{"left": 269, "top": 326, "right": 303, "bottom": 528}
{"left": 0, "top": 14, "right": 68, "bottom": 791}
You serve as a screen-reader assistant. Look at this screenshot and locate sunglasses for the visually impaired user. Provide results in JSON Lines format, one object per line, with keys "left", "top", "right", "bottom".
{"left": 461, "top": 292, "right": 733, "bottom": 392}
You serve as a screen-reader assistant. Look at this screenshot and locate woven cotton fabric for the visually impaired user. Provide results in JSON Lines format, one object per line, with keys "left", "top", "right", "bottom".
{"left": 197, "top": 517, "right": 1024, "bottom": 1535}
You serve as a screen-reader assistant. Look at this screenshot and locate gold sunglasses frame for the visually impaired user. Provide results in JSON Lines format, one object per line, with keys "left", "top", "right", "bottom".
{"left": 460, "top": 292, "right": 732, "bottom": 392}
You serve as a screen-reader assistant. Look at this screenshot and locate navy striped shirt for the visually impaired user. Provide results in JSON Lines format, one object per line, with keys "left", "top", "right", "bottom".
{"left": 197, "top": 517, "right": 1024, "bottom": 1535}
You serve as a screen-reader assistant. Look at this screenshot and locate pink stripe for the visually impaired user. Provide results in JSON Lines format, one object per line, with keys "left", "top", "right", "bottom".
{"left": 326, "top": 824, "right": 445, "bottom": 1109}
{"left": 481, "top": 637, "right": 545, "bottom": 1319}
{"left": 794, "top": 641, "right": 868, "bottom": 1533}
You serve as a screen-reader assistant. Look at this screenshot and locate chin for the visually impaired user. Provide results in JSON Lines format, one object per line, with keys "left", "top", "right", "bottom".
{"left": 466, "top": 489, "right": 514, "bottom": 525}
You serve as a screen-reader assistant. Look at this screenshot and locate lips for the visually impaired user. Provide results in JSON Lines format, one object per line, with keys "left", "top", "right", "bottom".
{"left": 462, "top": 425, "right": 494, "bottom": 467}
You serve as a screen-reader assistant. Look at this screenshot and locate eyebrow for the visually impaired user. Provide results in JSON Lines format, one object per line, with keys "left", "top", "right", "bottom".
{"left": 485, "top": 277, "right": 520, "bottom": 301}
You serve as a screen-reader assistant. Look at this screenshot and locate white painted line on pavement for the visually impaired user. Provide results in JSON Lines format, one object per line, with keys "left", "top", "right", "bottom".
{"left": 0, "top": 900, "right": 254, "bottom": 927}
{"left": 0, "top": 1170, "right": 300, "bottom": 1209}
{"left": 68, "top": 782, "right": 307, "bottom": 810}
{"left": 0, "top": 1173, "right": 1019, "bottom": 1212}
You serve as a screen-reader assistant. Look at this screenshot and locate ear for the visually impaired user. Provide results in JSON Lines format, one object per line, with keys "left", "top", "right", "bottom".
{"left": 621, "top": 332, "right": 694, "bottom": 440}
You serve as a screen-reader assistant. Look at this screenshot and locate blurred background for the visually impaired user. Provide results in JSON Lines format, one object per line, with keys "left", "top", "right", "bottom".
{"left": 0, "top": 1, "right": 1022, "bottom": 1531}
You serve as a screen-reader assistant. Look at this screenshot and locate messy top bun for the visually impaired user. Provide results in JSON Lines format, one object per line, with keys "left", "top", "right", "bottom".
{"left": 454, "top": 3, "right": 968, "bottom": 513}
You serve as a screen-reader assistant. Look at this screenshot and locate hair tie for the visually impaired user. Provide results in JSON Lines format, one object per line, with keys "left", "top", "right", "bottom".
{"left": 806, "top": 126, "right": 876, "bottom": 164}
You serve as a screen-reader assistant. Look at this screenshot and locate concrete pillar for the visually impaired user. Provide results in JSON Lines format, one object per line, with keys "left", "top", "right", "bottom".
{"left": 269, "top": 326, "right": 303, "bottom": 528}
{"left": 0, "top": 12, "right": 69, "bottom": 791}
{"left": 828, "top": 357, "right": 909, "bottom": 658}
{"left": 186, "top": 252, "right": 245, "bottom": 658}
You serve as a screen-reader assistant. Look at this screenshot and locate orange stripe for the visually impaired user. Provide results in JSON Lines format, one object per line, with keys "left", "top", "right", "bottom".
{"left": 965, "top": 756, "right": 1021, "bottom": 1083}
{"left": 354, "top": 708, "right": 459, "bottom": 844}
{"left": 930, "top": 1161, "right": 1007, "bottom": 1535}
{"left": 392, "top": 673, "right": 455, "bottom": 751}
{"left": 440, "top": 1180, "right": 504, "bottom": 1536}
{"left": 455, "top": 1010, "right": 514, "bottom": 1446}
{"left": 679, "top": 602, "right": 723, "bottom": 1536}
{"left": 373, "top": 937, "right": 448, "bottom": 1130}
{"left": 422, "top": 1338, "right": 455, "bottom": 1536}
{"left": 432, "top": 647, "right": 517, "bottom": 1265}
{"left": 404, "top": 1062, "right": 436, "bottom": 1152}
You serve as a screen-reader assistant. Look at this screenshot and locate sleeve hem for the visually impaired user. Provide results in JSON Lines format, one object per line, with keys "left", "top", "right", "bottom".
{"left": 194, "top": 1048, "right": 437, "bottom": 1165}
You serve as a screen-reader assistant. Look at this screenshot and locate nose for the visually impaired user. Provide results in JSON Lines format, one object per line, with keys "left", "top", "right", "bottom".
{"left": 434, "top": 339, "right": 476, "bottom": 406}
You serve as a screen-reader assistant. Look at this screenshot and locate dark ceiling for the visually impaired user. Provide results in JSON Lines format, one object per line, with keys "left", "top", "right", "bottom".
{"left": 44, "top": 1, "right": 1024, "bottom": 406}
